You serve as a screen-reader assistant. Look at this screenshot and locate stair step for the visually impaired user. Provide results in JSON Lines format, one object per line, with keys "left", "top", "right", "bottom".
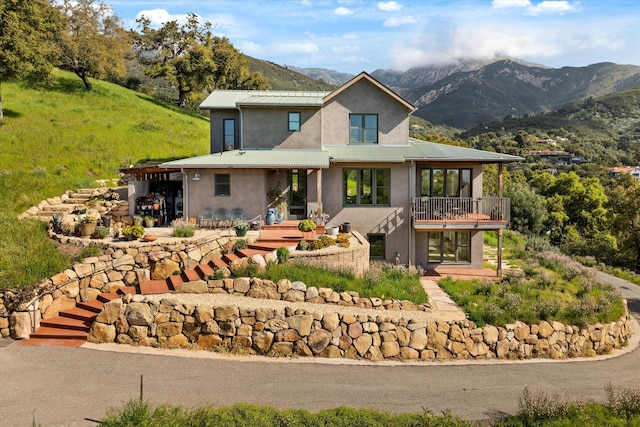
{"left": 40, "top": 316, "right": 91, "bottom": 332}
{"left": 237, "top": 248, "right": 272, "bottom": 258}
{"left": 223, "top": 253, "right": 240, "bottom": 263}
{"left": 211, "top": 259, "right": 229, "bottom": 269}
{"left": 182, "top": 269, "right": 201, "bottom": 282}
{"left": 117, "top": 286, "right": 137, "bottom": 295}
{"left": 195, "top": 263, "right": 214, "bottom": 277}
{"left": 19, "top": 338, "right": 86, "bottom": 347}
{"left": 168, "top": 275, "right": 185, "bottom": 290}
{"left": 98, "top": 293, "right": 120, "bottom": 303}
{"left": 77, "top": 299, "right": 105, "bottom": 313}
{"left": 60, "top": 307, "right": 98, "bottom": 322}
{"left": 29, "top": 327, "right": 89, "bottom": 340}
{"left": 139, "top": 279, "right": 171, "bottom": 295}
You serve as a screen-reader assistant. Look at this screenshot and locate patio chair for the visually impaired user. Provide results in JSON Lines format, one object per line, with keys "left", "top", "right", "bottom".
{"left": 230, "top": 208, "right": 244, "bottom": 226}
{"left": 215, "top": 208, "right": 230, "bottom": 228}
{"left": 199, "top": 207, "right": 215, "bottom": 229}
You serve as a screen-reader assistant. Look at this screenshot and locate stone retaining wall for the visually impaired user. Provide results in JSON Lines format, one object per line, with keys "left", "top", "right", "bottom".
{"left": 289, "top": 232, "right": 369, "bottom": 278}
{"left": 89, "top": 290, "right": 632, "bottom": 361}
{"left": 1, "top": 233, "right": 234, "bottom": 339}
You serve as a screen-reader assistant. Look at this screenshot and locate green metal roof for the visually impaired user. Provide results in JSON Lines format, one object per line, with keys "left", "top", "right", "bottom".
{"left": 325, "top": 139, "right": 523, "bottom": 163}
{"left": 199, "top": 90, "right": 330, "bottom": 109}
{"left": 160, "top": 149, "right": 330, "bottom": 169}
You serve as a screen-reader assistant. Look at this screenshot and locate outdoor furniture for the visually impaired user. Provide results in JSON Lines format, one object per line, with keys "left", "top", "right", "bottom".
{"left": 230, "top": 208, "right": 244, "bottom": 226}
{"left": 199, "top": 207, "right": 215, "bottom": 229}
{"left": 215, "top": 208, "right": 230, "bottom": 228}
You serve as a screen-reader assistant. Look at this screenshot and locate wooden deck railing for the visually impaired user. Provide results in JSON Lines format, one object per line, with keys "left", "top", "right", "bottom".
{"left": 411, "top": 196, "right": 510, "bottom": 225}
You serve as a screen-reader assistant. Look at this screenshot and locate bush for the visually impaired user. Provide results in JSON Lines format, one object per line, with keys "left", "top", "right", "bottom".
{"left": 297, "top": 240, "right": 309, "bottom": 251}
{"left": 91, "top": 226, "right": 110, "bottom": 239}
{"left": 297, "top": 219, "right": 316, "bottom": 232}
{"left": 171, "top": 218, "right": 195, "bottom": 237}
{"left": 276, "top": 246, "right": 289, "bottom": 264}
{"left": 233, "top": 239, "right": 248, "bottom": 250}
{"left": 336, "top": 233, "right": 350, "bottom": 247}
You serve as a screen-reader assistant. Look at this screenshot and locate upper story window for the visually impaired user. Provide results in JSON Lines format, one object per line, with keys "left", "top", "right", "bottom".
{"left": 288, "top": 112, "right": 301, "bottom": 131}
{"left": 343, "top": 168, "right": 389, "bottom": 206}
{"left": 349, "top": 114, "right": 378, "bottom": 144}
{"left": 215, "top": 174, "right": 230, "bottom": 196}
{"left": 421, "top": 168, "right": 472, "bottom": 197}
{"left": 223, "top": 119, "right": 235, "bottom": 151}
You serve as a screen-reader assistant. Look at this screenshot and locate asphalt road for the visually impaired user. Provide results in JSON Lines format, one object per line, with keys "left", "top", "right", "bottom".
{"left": 1, "top": 270, "right": 639, "bottom": 427}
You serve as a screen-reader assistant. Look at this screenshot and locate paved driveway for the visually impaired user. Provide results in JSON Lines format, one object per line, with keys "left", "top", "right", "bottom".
{"left": 1, "top": 270, "right": 639, "bottom": 426}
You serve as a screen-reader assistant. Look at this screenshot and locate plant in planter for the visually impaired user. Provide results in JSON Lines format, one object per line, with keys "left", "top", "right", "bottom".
{"left": 276, "top": 201, "right": 288, "bottom": 224}
{"left": 143, "top": 215, "right": 155, "bottom": 228}
{"left": 133, "top": 215, "right": 144, "bottom": 226}
{"left": 267, "top": 182, "right": 287, "bottom": 225}
{"left": 78, "top": 215, "right": 98, "bottom": 238}
{"left": 235, "top": 220, "right": 249, "bottom": 237}
{"left": 121, "top": 224, "right": 145, "bottom": 240}
{"left": 298, "top": 218, "right": 317, "bottom": 240}
{"left": 91, "top": 226, "right": 110, "bottom": 239}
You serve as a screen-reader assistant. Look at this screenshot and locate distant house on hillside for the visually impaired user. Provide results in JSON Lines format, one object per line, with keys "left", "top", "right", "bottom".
{"left": 608, "top": 166, "right": 640, "bottom": 179}
{"left": 526, "top": 149, "right": 580, "bottom": 166}
{"left": 125, "top": 72, "right": 522, "bottom": 271}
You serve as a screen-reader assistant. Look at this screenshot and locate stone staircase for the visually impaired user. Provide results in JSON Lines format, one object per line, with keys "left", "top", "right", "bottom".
{"left": 20, "top": 243, "right": 279, "bottom": 346}
{"left": 32, "top": 188, "right": 96, "bottom": 221}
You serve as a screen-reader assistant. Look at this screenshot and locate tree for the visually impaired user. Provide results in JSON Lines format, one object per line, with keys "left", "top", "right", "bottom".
{"left": 135, "top": 14, "right": 217, "bottom": 107}
{"left": 135, "top": 15, "right": 269, "bottom": 107}
{"left": 608, "top": 174, "right": 640, "bottom": 271}
{"left": 56, "top": 0, "right": 131, "bottom": 91}
{"left": 0, "top": 0, "right": 62, "bottom": 124}
{"left": 505, "top": 182, "right": 548, "bottom": 236}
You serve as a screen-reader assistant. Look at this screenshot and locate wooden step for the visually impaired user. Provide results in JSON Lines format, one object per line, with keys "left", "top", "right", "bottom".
{"left": 117, "top": 286, "right": 137, "bottom": 296}
{"left": 139, "top": 279, "right": 171, "bottom": 295}
{"left": 60, "top": 307, "right": 98, "bottom": 322}
{"left": 195, "top": 263, "right": 214, "bottom": 277}
{"left": 168, "top": 275, "right": 185, "bottom": 290}
{"left": 211, "top": 259, "right": 229, "bottom": 270}
{"left": 182, "top": 269, "right": 201, "bottom": 282}
{"left": 77, "top": 299, "right": 105, "bottom": 313}
{"left": 98, "top": 293, "right": 120, "bottom": 303}
{"left": 223, "top": 253, "right": 240, "bottom": 263}
{"left": 237, "top": 248, "right": 273, "bottom": 258}
{"left": 40, "top": 316, "right": 91, "bottom": 332}
{"left": 29, "top": 327, "right": 89, "bottom": 340}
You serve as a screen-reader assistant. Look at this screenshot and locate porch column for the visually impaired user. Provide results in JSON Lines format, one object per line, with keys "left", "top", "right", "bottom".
{"left": 497, "top": 163, "right": 503, "bottom": 278}
{"left": 316, "top": 168, "right": 322, "bottom": 214}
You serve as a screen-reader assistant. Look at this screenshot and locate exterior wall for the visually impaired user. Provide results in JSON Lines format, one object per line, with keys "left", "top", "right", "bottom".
{"left": 210, "top": 109, "right": 240, "bottom": 153}
{"left": 187, "top": 169, "right": 269, "bottom": 222}
{"left": 322, "top": 79, "right": 410, "bottom": 146}
{"left": 241, "top": 107, "right": 322, "bottom": 149}
{"left": 321, "top": 162, "right": 411, "bottom": 264}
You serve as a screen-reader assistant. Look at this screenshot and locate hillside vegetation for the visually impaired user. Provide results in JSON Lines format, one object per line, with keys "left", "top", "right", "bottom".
{"left": 0, "top": 69, "right": 210, "bottom": 288}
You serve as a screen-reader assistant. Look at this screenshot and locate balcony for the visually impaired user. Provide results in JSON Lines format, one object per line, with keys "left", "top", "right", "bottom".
{"left": 411, "top": 196, "right": 510, "bottom": 230}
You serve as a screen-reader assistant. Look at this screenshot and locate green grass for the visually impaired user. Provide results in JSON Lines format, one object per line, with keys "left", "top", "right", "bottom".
{"left": 256, "top": 262, "right": 427, "bottom": 304}
{"left": 439, "top": 235, "right": 626, "bottom": 327}
{"left": 101, "top": 401, "right": 472, "bottom": 427}
{"left": 0, "top": 69, "right": 210, "bottom": 289}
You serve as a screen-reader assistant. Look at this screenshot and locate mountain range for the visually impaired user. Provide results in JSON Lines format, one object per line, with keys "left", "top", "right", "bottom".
{"left": 285, "top": 57, "right": 640, "bottom": 130}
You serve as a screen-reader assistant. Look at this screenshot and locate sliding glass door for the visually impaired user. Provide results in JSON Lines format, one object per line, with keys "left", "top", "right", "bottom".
{"left": 428, "top": 231, "right": 471, "bottom": 263}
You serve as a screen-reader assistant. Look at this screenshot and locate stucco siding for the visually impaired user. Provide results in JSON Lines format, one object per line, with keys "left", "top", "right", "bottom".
{"left": 210, "top": 109, "right": 240, "bottom": 153}
{"left": 241, "top": 107, "right": 322, "bottom": 149}
{"left": 322, "top": 79, "right": 410, "bottom": 146}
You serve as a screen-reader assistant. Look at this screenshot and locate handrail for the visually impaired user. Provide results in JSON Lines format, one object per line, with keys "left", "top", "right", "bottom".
{"left": 411, "top": 196, "right": 510, "bottom": 224}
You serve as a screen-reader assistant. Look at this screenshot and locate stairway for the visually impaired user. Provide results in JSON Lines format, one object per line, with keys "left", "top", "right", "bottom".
{"left": 35, "top": 188, "right": 96, "bottom": 221}
{"left": 19, "top": 243, "right": 277, "bottom": 346}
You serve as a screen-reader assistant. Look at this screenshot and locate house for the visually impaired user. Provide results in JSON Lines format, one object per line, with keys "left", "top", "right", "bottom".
{"left": 608, "top": 166, "right": 640, "bottom": 179}
{"left": 126, "top": 72, "right": 522, "bottom": 272}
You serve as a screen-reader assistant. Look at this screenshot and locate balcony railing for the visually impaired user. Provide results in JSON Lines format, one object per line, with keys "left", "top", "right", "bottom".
{"left": 411, "top": 196, "right": 510, "bottom": 227}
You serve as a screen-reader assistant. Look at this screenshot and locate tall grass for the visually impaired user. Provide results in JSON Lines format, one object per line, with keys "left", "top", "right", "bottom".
{"left": 0, "top": 70, "right": 210, "bottom": 289}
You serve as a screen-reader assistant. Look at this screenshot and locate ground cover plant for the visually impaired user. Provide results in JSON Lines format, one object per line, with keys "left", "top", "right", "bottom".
{"left": 439, "top": 231, "right": 625, "bottom": 327}
{"left": 101, "top": 401, "right": 472, "bottom": 427}
{"left": 255, "top": 261, "right": 427, "bottom": 304}
{"left": 0, "top": 70, "right": 209, "bottom": 290}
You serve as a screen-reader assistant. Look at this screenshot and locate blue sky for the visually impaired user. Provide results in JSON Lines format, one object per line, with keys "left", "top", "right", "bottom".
{"left": 108, "top": 0, "right": 640, "bottom": 74}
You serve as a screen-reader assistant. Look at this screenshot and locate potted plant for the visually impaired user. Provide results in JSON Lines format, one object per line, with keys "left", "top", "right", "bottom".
{"left": 298, "top": 218, "right": 317, "bottom": 240}
{"left": 121, "top": 224, "right": 145, "bottom": 241}
{"left": 267, "top": 182, "right": 286, "bottom": 225}
{"left": 133, "top": 215, "right": 144, "bottom": 226}
{"left": 51, "top": 213, "right": 64, "bottom": 233}
{"left": 78, "top": 215, "right": 98, "bottom": 238}
{"left": 91, "top": 226, "right": 110, "bottom": 239}
{"left": 276, "top": 201, "right": 288, "bottom": 224}
{"left": 144, "top": 215, "right": 155, "bottom": 228}
{"left": 235, "top": 220, "right": 249, "bottom": 237}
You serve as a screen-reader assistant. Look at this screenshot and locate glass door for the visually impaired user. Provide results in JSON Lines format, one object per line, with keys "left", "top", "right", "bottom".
{"left": 287, "top": 169, "right": 306, "bottom": 219}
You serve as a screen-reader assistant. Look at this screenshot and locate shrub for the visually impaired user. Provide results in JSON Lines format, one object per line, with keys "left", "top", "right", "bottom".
{"left": 91, "top": 226, "right": 110, "bottom": 239}
{"left": 276, "top": 247, "right": 289, "bottom": 264}
{"left": 318, "top": 234, "right": 336, "bottom": 247}
{"left": 233, "top": 239, "right": 248, "bottom": 250}
{"left": 171, "top": 218, "right": 195, "bottom": 237}
{"left": 297, "top": 219, "right": 316, "bottom": 232}
{"left": 336, "top": 233, "right": 350, "bottom": 247}
{"left": 297, "top": 240, "right": 309, "bottom": 251}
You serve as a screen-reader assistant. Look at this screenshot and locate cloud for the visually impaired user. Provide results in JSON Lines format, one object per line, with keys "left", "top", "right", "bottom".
{"left": 334, "top": 7, "right": 354, "bottom": 16}
{"left": 492, "top": 0, "right": 532, "bottom": 8}
{"left": 333, "top": 45, "right": 360, "bottom": 53}
{"left": 135, "top": 9, "right": 192, "bottom": 27}
{"left": 383, "top": 16, "right": 418, "bottom": 27}
{"left": 273, "top": 42, "right": 319, "bottom": 55}
{"left": 527, "top": 1, "right": 581, "bottom": 15}
{"left": 378, "top": 1, "right": 403, "bottom": 12}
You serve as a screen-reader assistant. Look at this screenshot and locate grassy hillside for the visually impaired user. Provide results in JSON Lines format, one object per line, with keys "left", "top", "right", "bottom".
{"left": 0, "top": 69, "right": 210, "bottom": 289}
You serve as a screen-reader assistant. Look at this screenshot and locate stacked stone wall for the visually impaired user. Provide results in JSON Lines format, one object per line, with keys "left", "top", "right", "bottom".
{"left": 89, "top": 289, "right": 632, "bottom": 361}
{"left": 289, "top": 232, "right": 369, "bottom": 277}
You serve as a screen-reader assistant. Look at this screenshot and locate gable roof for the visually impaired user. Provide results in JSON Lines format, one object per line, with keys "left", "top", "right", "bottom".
{"left": 161, "top": 149, "right": 330, "bottom": 169}
{"left": 198, "top": 72, "right": 414, "bottom": 111}
{"left": 324, "top": 72, "right": 415, "bottom": 112}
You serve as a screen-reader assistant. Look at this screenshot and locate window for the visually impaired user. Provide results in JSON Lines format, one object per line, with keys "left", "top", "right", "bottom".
{"left": 428, "top": 231, "right": 470, "bottom": 264}
{"left": 214, "top": 174, "right": 230, "bottom": 196}
{"left": 223, "top": 119, "right": 235, "bottom": 151}
{"left": 349, "top": 114, "right": 378, "bottom": 143}
{"left": 368, "top": 233, "right": 385, "bottom": 259}
{"left": 343, "top": 168, "right": 389, "bottom": 205}
{"left": 288, "top": 112, "right": 301, "bottom": 131}
{"left": 421, "top": 168, "right": 472, "bottom": 197}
